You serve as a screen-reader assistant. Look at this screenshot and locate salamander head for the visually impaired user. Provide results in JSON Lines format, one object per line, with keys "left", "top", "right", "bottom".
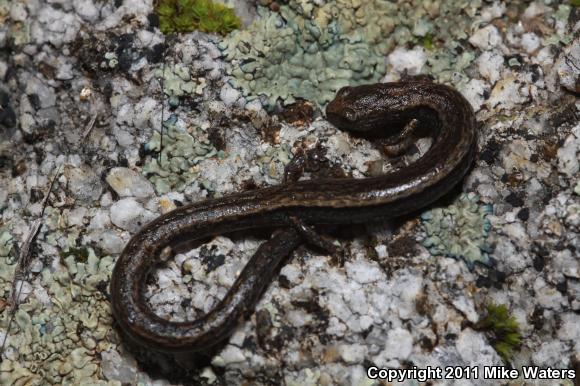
{"left": 325, "top": 86, "right": 358, "bottom": 128}
{"left": 326, "top": 83, "right": 406, "bottom": 132}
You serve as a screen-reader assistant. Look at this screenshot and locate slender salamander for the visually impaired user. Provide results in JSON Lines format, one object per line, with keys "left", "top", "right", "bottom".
{"left": 110, "top": 81, "right": 477, "bottom": 353}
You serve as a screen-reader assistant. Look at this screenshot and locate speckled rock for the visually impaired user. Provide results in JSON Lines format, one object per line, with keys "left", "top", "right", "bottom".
{"left": 106, "top": 167, "right": 156, "bottom": 198}
{"left": 65, "top": 164, "right": 104, "bottom": 203}
{"left": 556, "top": 36, "right": 580, "bottom": 93}
{"left": 109, "top": 198, "right": 156, "bottom": 232}
{"left": 1, "top": 0, "right": 579, "bottom": 385}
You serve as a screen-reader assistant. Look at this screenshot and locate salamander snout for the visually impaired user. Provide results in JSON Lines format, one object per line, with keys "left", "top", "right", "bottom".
{"left": 326, "top": 102, "right": 356, "bottom": 129}
{"left": 336, "top": 86, "right": 353, "bottom": 98}
{"left": 326, "top": 89, "right": 359, "bottom": 129}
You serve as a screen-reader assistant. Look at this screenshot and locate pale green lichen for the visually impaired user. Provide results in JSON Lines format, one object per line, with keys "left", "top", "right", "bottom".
{"left": 142, "top": 114, "right": 219, "bottom": 194}
{"left": 154, "top": 64, "right": 201, "bottom": 107}
{"left": 0, "top": 260, "right": 15, "bottom": 297}
{"left": 219, "top": 5, "right": 386, "bottom": 109}
{"left": 0, "top": 230, "right": 13, "bottom": 257}
{"left": 103, "top": 52, "right": 118, "bottom": 69}
{"left": 421, "top": 193, "right": 492, "bottom": 268}
{"left": 219, "top": 0, "right": 487, "bottom": 109}
{"left": 548, "top": 4, "right": 573, "bottom": 45}
{"left": 0, "top": 246, "right": 120, "bottom": 385}
{"left": 0, "top": 0, "right": 29, "bottom": 46}
{"left": 257, "top": 144, "right": 293, "bottom": 180}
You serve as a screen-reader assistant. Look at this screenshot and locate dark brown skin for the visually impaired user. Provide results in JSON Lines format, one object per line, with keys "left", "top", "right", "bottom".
{"left": 110, "top": 81, "right": 477, "bottom": 353}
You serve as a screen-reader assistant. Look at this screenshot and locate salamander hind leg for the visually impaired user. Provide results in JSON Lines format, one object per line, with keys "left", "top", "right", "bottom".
{"left": 287, "top": 215, "right": 345, "bottom": 266}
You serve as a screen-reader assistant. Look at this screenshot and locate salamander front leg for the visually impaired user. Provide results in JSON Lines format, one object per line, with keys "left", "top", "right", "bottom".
{"left": 380, "top": 118, "right": 420, "bottom": 157}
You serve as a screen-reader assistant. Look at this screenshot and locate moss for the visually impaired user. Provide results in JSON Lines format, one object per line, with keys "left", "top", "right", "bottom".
{"left": 421, "top": 34, "right": 435, "bottom": 50}
{"left": 59, "top": 247, "right": 90, "bottom": 263}
{"left": 476, "top": 303, "right": 522, "bottom": 362}
{"left": 155, "top": 0, "right": 241, "bottom": 35}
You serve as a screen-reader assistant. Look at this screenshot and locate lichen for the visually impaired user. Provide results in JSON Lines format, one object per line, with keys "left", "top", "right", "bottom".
{"left": 219, "top": 0, "right": 488, "bottom": 109}
{"left": 103, "top": 52, "right": 118, "bottom": 69}
{"left": 0, "top": 246, "right": 119, "bottom": 385}
{"left": 154, "top": 64, "right": 200, "bottom": 107}
{"left": 142, "top": 114, "right": 219, "bottom": 194}
{"left": 421, "top": 193, "right": 493, "bottom": 268}
{"left": 0, "top": 0, "right": 8, "bottom": 21}
{"left": 0, "top": 230, "right": 13, "bottom": 257}
{"left": 1, "top": 0, "right": 30, "bottom": 46}
{"left": 155, "top": 0, "right": 241, "bottom": 36}
{"left": 219, "top": 5, "right": 385, "bottom": 110}
{"left": 257, "top": 144, "right": 293, "bottom": 181}
{"left": 475, "top": 302, "right": 522, "bottom": 362}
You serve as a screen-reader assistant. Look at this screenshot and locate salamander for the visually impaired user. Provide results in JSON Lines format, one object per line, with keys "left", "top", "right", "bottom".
{"left": 110, "top": 81, "right": 477, "bottom": 353}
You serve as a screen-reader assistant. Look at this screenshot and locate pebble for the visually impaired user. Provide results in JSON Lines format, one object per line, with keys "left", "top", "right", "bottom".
{"left": 106, "top": 167, "right": 156, "bottom": 198}
{"left": 100, "top": 350, "right": 138, "bottom": 384}
{"left": 460, "top": 78, "right": 488, "bottom": 110}
{"left": 556, "top": 127, "right": 580, "bottom": 176}
{"left": 67, "top": 207, "right": 87, "bottom": 226}
{"left": 339, "top": 344, "right": 367, "bottom": 364}
{"left": 215, "top": 346, "right": 246, "bottom": 366}
{"left": 109, "top": 198, "right": 156, "bottom": 232}
{"left": 220, "top": 83, "right": 241, "bottom": 106}
{"left": 345, "top": 260, "right": 383, "bottom": 284}
{"left": 88, "top": 209, "right": 111, "bottom": 230}
{"left": 10, "top": 2, "right": 28, "bottom": 21}
{"left": 25, "top": 77, "right": 56, "bottom": 109}
{"left": 73, "top": 0, "right": 100, "bottom": 22}
{"left": 97, "top": 230, "right": 125, "bottom": 254}
{"left": 456, "top": 328, "right": 500, "bottom": 365}
{"left": 387, "top": 46, "right": 427, "bottom": 75}
{"left": 65, "top": 165, "right": 103, "bottom": 203}
{"left": 381, "top": 328, "right": 413, "bottom": 361}
{"left": 469, "top": 25, "right": 502, "bottom": 50}
{"left": 521, "top": 32, "right": 540, "bottom": 53}
{"left": 477, "top": 50, "right": 504, "bottom": 83}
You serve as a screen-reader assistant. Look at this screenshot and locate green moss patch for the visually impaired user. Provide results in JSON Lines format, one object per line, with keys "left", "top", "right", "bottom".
{"left": 476, "top": 303, "right": 522, "bottom": 362}
{"left": 155, "top": 0, "right": 241, "bottom": 35}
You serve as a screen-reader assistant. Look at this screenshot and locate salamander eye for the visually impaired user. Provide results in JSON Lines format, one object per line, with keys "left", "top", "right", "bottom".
{"left": 337, "top": 86, "right": 353, "bottom": 98}
{"left": 343, "top": 108, "right": 357, "bottom": 122}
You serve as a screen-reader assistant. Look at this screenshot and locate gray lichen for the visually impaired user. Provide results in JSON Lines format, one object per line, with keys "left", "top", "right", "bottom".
{"left": 219, "top": 0, "right": 498, "bottom": 110}
{"left": 154, "top": 64, "right": 201, "bottom": 107}
{"left": 421, "top": 193, "right": 493, "bottom": 268}
{"left": 219, "top": 4, "right": 386, "bottom": 109}
{"left": 142, "top": 114, "right": 219, "bottom": 194}
{"left": 0, "top": 230, "right": 13, "bottom": 257}
{"left": 0, "top": 247, "right": 118, "bottom": 385}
